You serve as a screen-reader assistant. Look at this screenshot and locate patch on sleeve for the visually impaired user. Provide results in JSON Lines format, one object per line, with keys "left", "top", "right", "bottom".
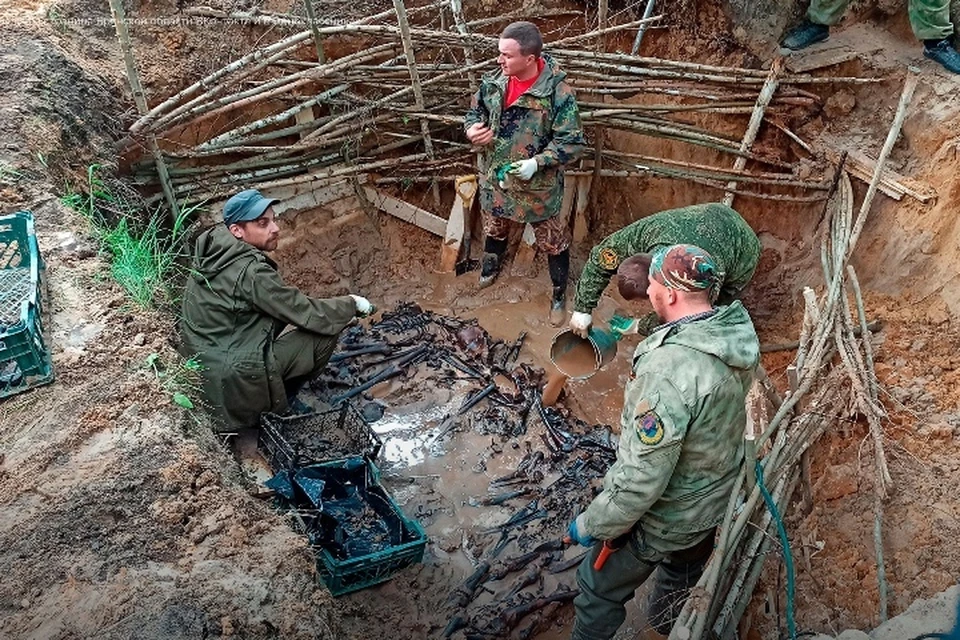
{"left": 635, "top": 409, "right": 665, "bottom": 446}
{"left": 597, "top": 247, "right": 620, "bottom": 271}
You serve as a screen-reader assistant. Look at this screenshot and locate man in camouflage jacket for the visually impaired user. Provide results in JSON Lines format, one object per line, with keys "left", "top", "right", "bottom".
{"left": 179, "top": 189, "right": 374, "bottom": 431}
{"left": 464, "top": 21, "right": 585, "bottom": 325}
{"left": 566, "top": 244, "right": 760, "bottom": 640}
{"left": 569, "top": 202, "right": 760, "bottom": 337}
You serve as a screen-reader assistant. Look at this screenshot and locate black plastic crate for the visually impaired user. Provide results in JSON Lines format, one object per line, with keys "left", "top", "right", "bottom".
{"left": 259, "top": 404, "right": 382, "bottom": 470}
{"left": 0, "top": 211, "right": 53, "bottom": 398}
{"left": 283, "top": 457, "right": 428, "bottom": 596}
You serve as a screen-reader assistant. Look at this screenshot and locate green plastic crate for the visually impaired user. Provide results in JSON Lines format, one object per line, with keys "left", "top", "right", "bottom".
{"left": 0, "top": 211, "right": 53, "bottom": 398}
{"left": 286, "top": 457, "right": 428, "bottom": 596}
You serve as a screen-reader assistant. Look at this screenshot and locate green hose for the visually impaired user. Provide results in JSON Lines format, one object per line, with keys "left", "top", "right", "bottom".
{"left": 756, "top": 460, "right": 797, "bottom": 640}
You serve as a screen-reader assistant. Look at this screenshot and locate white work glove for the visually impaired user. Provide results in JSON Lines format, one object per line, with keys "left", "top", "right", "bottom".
{"left": 508, "top": 158, "right": 539, "bottom": 181}
{"left": 569, "top": 312, "right": 593, "bottom": 338}
{"left": 349, "top": 294, "right": 375, "bottom": 318}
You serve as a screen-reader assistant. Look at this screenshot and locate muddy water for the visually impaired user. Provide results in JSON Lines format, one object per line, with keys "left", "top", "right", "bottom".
{"left": 325, "top": 284, "right": 654, "bottom": 637}
{"left": 551, "top": 334, "right": 598, "bottom": 379}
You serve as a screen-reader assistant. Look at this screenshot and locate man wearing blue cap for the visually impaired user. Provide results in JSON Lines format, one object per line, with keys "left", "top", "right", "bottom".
{"left": 179, "top": 189, "right": 375, "bottom": 431}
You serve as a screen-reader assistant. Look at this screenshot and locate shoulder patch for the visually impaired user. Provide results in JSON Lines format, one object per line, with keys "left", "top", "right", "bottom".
{"left": 598, "top": 247, "right": 620, "bottom": 271}
{"left": 635, "top": 409, "right": 665, "bottom": 446}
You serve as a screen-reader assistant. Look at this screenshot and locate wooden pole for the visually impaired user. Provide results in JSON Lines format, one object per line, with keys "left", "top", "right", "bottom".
{"left": 393, "top": 0, "right": 441, "bottom": 208}
{"left": 449, "top": 0, "right": 478, "bottom": 93}
{"left": 589, "top": 0, "right": 607, "bottom": 232}
{"left": 630, "top": 0, "right": 657, "bottom": 55}
{"left": 106, "top": 0, "right": 180, "bottom": 220}
{"left": 722, "top": 57, "right": 784, "bottom": 207}
{"left": 302, "top": 0, "right": 326, "bottom": 63}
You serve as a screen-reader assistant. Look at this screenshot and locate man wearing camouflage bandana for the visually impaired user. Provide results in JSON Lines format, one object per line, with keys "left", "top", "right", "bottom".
{"left": 566, "top": 244, "right": 760, "bottom": 640}
{"left": 569, "top": 202, "right": 759, "bottom": 338}
{"left": 464, "top": 21, "right": 585, "bottom": 326}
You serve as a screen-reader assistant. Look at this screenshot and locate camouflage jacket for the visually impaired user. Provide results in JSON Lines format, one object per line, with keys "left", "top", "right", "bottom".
{"left": 179, "top": 225, "right": 356, "bottom": 430}
{"left": 580, "top": 302, "right": 760, "bottom": 552}
{"left": 572, "top": 203, "right": 761, "bottom": 313}
{"left": 464, "top": 54, "right": 585, "bottom": 223}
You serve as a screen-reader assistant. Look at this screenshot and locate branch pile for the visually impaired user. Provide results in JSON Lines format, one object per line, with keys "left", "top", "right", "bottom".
{"left": 125, "top": 1, "right": 881, "bottom": 207}
{"left": 668, "top": 71, "right": 917, "bottom": 640}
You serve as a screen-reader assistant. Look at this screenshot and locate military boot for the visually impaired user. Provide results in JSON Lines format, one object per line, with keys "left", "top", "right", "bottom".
{"left": 924, "top": 39, "right": 960, "bottom": 74}
{"left": 478, "top": 237, "right": 507, "bottom": 289}
{"left": 781, "top": 19, "right": 829, "bottom": 51}
{"left": 547, "top": 249, "right": 570, "bottom": 327}
{"left": 549, "top": 286, "right": 567, "bottom": 327}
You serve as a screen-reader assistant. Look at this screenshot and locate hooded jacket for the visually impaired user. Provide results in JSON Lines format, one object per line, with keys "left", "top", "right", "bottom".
{"left": 580, "top": 301, "right": 760, "bottom": 551}
{"left": 464, "top": 54, "right": 586, "bottom": 223}
{"left": 179, "top": 225, "right": 356, "bottom": 429}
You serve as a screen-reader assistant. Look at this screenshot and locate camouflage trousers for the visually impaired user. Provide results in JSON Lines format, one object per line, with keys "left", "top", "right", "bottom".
{"left": 483, "top": 213, "right": 571, "bottom": 256}
{"left": 571, "top": 530, "right": 715, "bottom": 640}
{"left": 808, "top": 0, "right": 952, "bottom": 40}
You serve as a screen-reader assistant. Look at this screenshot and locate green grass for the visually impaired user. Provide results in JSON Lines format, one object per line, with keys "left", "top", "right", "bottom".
{"left": 61, "top": 164, "right": 202, "bottom": 308}
{"left": 145, "top": 352, "right": 205, "bottom": 411}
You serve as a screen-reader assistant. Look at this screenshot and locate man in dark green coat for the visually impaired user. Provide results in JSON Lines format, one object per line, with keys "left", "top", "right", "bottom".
{"left": 569, "top": 202, "right": 760, "bottom": 337}
{"left": 179, "top": 189, "right": 373, "bottom": 431}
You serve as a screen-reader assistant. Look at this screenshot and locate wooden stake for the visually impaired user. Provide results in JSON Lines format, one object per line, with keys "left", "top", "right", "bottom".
{"left": 722, "top": 58, "right": 784, "bottom": 207}
{"left": 106, "top": 0, "right": 180, "bottom": 220}
{"left": 846, "top": 69, "right": 920, "bottom": 259}
{"left": 630, "top": 0, "right": 657, "bottom": 55}
{"left": 395, "top": 0, "right": 442, "bottom": 209}
{"left": 302, "top": 0, "right": 326, "bottom": 63}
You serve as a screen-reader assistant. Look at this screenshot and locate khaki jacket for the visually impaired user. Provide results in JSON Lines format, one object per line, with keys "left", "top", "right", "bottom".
{"left": 581, "top": 302, "right": 760, "bottom": 551}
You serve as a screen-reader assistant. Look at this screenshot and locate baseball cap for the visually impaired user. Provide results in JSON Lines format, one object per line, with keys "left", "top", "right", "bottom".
{"left": 222, "top": 189, "right": 280, "bottom": 225}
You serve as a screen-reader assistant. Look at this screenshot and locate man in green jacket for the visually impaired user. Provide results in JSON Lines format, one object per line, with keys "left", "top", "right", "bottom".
{"left": 781, "top": 0, "right": 960, "bottom": 73}
{"left": 464, "top": 21, "right": 586, "bottom": 326}
{"left": 179, "top": 189, "right": 373, "bottom": 431}
{"left": 566, "top": 244, "right": 760, "bottom": 640}
{"left": 569, "top": 202, "right": 760, "bottom": 338}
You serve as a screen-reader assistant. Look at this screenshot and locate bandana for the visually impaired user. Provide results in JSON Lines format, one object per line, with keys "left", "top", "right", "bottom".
{"left": 650, "top": 244, "right": 723, "bottom": 301}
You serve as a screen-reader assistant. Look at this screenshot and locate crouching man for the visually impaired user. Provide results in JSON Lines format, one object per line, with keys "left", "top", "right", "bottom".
{"left": 179, "top": 189, "right": 374, "bottom": 430}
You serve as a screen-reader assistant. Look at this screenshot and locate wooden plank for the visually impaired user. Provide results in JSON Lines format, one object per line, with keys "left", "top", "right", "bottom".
{"left": 268, "top": 179, "right": 357, "bottom": 217}
{"left": 362, "top": 186, "right": 447, "bottom": 236}
{"left": 842, "top": 148, "right": 936, "bottom": 204}
{"left": 785, "top": 46, "right": 860, "bottom": 74}
{"left": 820, "top": 136, "right": 936, "bottom": 203}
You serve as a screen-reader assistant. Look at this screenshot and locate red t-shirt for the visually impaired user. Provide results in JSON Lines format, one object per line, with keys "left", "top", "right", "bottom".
{"left": 505, "top": 58, "right": 545, "bottom": 107}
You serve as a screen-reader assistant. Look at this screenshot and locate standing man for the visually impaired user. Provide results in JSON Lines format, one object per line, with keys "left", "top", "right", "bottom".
{"left": 566, "top": 244, "right": 760, "bottom": 640}
{"left": 569, "top": 202, "right": 760, "bottom": 337}
{"left": 781, "top": 0, "right": 960, "bottom": 73}
{"left": 464, "top": 21, "right": 586, "bottom": 326}
{"left": 179, "top": 189, "right": 374, "bottom": 431}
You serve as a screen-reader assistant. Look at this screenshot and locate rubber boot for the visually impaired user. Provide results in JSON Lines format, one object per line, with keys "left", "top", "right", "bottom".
{"left": 924, "top": 39, "right": 960, "bottom": 74}
{"left": 547, "top": 250, "right": 569, "bottom": 327}
{"left": 479, "top": 237, "right": 507, "bottom": 289}
{"left": 781, "top": 19, "right": 829, "bottom": 51}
